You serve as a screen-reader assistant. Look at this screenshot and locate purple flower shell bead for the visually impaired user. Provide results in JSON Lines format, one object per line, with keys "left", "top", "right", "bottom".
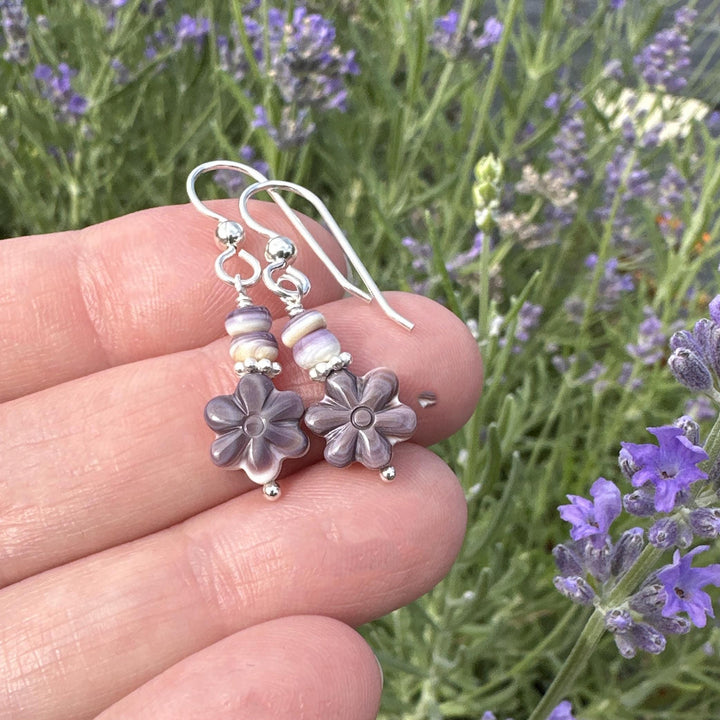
{"left": 304, "top": 367, "right": 417, "bottom": 472}
{"left": 204, "top": 373, "right": 309, "bottom": 487}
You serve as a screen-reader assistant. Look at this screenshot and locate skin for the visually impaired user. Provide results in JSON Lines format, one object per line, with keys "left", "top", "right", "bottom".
{"left": 0, "top": 200, "right": 483, "bottom": 720}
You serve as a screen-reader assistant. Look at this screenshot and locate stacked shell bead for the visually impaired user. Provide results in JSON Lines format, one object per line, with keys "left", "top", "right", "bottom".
{"left": 281, "top": 309, "right": 352, "bottom": 380}
{"left": 225, "top": 306, "right": 281, "bottom": 377}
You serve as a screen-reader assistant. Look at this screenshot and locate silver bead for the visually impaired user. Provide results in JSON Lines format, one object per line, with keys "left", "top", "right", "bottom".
{"left": 245, "top": 358, "right": 258, "bottom": 372}
{"left": 257, "top": 358, "right": 273, "bottom": 374}
{"left": 262, "top": 480, "right": 282, "bottom": 500}
{"left": 330, "top": 355, "right": 344, "bottom": 371}
{"left": 339, "top": 352, "right": 352, "bottom": 365}
{"left": 265, "top": 235, "right": 297, "bottom": 264}
{"left": 215, "top": 220, "right": 244, "bottom": 248}
{"left": 380, "top": 466, "right": 396, "bottom": 482}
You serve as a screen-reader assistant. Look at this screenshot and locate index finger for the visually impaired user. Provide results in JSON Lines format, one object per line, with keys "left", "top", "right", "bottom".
{"left": 0, "top": 200, "right": 347, "bottom": 402}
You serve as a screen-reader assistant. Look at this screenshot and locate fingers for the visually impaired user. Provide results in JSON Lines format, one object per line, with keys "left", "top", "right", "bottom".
{"left": 0, "top": 445, "right": 466, "bottom": 720}
{"left": 0, "top": 200, "right": 346, "bottom": 402}
{"left": 0, "top": 292, "right": 481, "bottom": 586}
{"left": 94, "top": 616, "right": 382, "bottom": 720}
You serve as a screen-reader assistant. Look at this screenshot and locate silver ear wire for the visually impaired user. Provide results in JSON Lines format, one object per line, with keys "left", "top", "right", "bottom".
{"left": 238, "top": 179, "right": 414, "bottom": 331}
{"left": 186, "top": 160, "right": 271, "bottom": 224}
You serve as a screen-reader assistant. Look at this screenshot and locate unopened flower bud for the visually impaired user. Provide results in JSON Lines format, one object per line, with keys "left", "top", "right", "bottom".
{"left": 651, "top": 614, "right": 691, "bottom": 635}
{"left": 631, "top": 622, "right": 666, "bottom": 654}
{"left": 688, "top": 508, "right": 720, "bottom": 538}
{"left": 618, "top": 447, "right": 640, "bottom": 482}
{"left": 582, "top": 539, "right": 611, "bottom": 583}
{"left": 623, "top": 488, "right": 656, "bottom": 516}
{"left": 553, "top": 543, "right": 584, "bottom": 577}
{"left": 668, "top": 348, "right": 713, "bottom": 392}
{"left": 629, "top": 582, "right": 667, "bottom": 615}
{"left": 613, "top": 632, "right": 637, "bottom": 658}
{"left": 611, "top": 527, "right": 644, "bottom": 577}
{"left": 674, "top": 415, "right": 701, "bottom": 446}
{"left": 553, "top": 575, "right": 595, "bottom": 605}
{"left": 649, "top": 518, "right": 679, "bottom": 548}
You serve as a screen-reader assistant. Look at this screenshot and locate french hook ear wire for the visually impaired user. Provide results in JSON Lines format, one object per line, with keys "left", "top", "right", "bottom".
{"left": 238, "top": 179, "right": 415, "bottom": 332}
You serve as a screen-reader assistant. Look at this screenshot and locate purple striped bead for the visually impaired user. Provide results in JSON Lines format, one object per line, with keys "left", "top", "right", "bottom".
{"left": 225, "top": 306, "right": 272, "bottom": 337}
{"left": 292, "top": 328, "right": 341, "bottom": 369}
{"left": 281, "top": 310, "right": 327, "bottom": 348}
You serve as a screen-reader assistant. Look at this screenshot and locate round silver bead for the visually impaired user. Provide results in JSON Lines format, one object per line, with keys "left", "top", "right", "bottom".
{"left": 257, "top": 358, "right": 273, "bottom": 373}
{"left": 215, "top": 220, "right": 244, "bottom": 248}
{"left": 339, "top": 352, "right": 352, "bottom": 365}
{"left": 262, "top": 480, "right": 282, "bottom": 500}
{"left": 330, "top": 355, "right": 344, "bottom": 371}
{"left": 380, "top": 466, "right": 396, "bottom": 482}
{"left": 265, "top": 235, "right": 297, "bottom": 264}
{"left": 244, "top": 358, "right": 258, "bottom": 372}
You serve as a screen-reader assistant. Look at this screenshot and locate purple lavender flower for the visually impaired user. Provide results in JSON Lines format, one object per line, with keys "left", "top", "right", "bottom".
{"left": 543, "top": 112, "right": 589, "bottom": 227}
{"left": 1, "top": 0, "right": 29, "bottom": 63}
{"left": 634, "top": 8, "right": 696, "bottom": 93}
{"left": 252, "top": 105, "right": 316, "bottom": 150}
{"left": 213, "top": 146, "right": 270, "bottom": 196}
{"left": 627, "top": 307, "right": 665, "bottom": 365}
{"left": 620, "top": 426, "right": 708, "bottom": 512}
{"left": 86, "top": 0, "right": 127, "bottom": 30}
{"left": 656, "top": 546, "right": 720, "bottom": 627}
{"left": 670, "top": 313, "right": 720, "bottom": 380}
{"left": 174, "top": 13, "right": 210, "bottom": 51}
{"left": 559, "top": 477, "right": 622, "bottom": 549}
{"left": 269, "top": 7, "right": 359, "bottom": 112}
{"left": 684, "top": 394, "right": 716, "bottom": 422}
{"left": 217, "top": 16, "right": 265, "bottom": 83}
{"left": 513, "top": 302, "right": 542, "bottom": 344}
{"left": 548, "top": 700, "right": 576, "bottom": 720}
{"left": 429, "top": 11, "right": 502, "bottom": 60}
{"left": 445, "top": 232, "right": 484, "bottom": 277}
{"left": 581, "top": 254, "right": 634, "bottom": 314}
{"left": 33, "top": 63, "right": 88, "bottom": 122}
{"left": 553, "top": 575, "right": 595, "bottom": 605}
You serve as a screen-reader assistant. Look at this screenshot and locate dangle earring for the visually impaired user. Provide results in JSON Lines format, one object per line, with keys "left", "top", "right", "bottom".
{"left": 186, "top": 163, "right": 310, "bottom": 500}
{"left": 239, "top": 179, "right": 417, "bottom": 482}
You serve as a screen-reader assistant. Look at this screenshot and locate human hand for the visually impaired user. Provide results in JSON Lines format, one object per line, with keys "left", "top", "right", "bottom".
{"left": 0, "top": 201, "right": 482, "bottom": 720}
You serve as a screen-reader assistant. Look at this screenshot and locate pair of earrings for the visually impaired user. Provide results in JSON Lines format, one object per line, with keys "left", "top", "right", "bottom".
{"left": 187, "top": 161, "right": 417, "bottom": 500}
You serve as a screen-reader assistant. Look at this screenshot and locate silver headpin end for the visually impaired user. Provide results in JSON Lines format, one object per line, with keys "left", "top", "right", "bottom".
{"left": 215, "top": 220, "right": 244, "bottom": 248}
{"left": 265, "top": 236, "right": 297, "bottom": 264}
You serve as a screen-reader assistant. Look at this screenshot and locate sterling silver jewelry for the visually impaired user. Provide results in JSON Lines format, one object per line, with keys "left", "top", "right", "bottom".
{"left": 238, "top": 179, "right": 417, "bottom": 481}
{"left": 186, "top": 163, "right": 310, "bottom": 500}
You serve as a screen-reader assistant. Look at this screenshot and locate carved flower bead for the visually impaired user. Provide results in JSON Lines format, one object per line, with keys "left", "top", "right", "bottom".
{"left": 204, "top": 373, "right": 309, "bottom": 485}
{"left": 304, "top": 367, "right": 417, "bottom": 469}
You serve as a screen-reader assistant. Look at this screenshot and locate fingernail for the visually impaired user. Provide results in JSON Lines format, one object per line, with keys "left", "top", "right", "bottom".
{"left": 374, "top": 653, "right": 384, "bottom": 688}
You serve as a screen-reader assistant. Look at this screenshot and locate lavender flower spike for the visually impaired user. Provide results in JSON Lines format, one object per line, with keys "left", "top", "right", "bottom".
{"left": 620, "top": 426, "right": 708, "bottom": 512}
{"left": 558, "top": 477, "right": 621, "bottom": 549}
{"left": 656, "top": 546, "right": 720, "bottom": 628}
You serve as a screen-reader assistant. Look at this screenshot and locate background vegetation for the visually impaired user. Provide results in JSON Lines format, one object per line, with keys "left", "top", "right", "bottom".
{"left": 3, "top": 0, "right": 720, "bottom": 717}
